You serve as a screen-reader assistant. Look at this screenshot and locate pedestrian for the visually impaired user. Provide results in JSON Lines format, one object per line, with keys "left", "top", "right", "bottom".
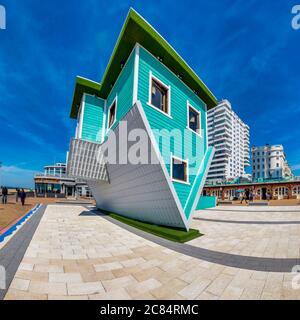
{"left": 240, "top": 191, "right": 248, "bottom": 204}
{"left": 249, "top": 190, "right": 254, "bottom": 202}
{"left": 20, "top": 189, "right": 26, "bottom": 206}
{"left": 245, "top": 189, "right": 250, "bottom": 201}
{"left": 16, "top": 188, "right": 20, "bottom": 203}
{"left": 1, "top": 186, "right": 8, "bottom": 204}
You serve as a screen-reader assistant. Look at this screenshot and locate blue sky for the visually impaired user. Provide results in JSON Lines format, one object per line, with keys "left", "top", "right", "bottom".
{"left": 0, "top": 0, "right": 299, "bottom": 187}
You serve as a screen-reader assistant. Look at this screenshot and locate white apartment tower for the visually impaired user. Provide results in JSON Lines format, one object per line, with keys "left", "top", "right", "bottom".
{"left": 207, "top": 100, "right": 250, "bottom": 182}
{"left": 252, "top": 144, "right": 292, "bottom": 180}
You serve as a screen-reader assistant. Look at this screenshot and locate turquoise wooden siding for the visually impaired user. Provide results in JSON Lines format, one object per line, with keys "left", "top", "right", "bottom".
{"left": 184, "top": 146, "right": 214, "bottom": 214}
{"left": 137, "top": 46, "right": 208, "bottom": 218}
{"left": 105, "top": 50, "right": 135, "bottom": 133}
{"left": 82, "top": 95, "right": 105, "bottom": 143}
{"left": 196, "top": 195, "right": 217, "bottom": 210}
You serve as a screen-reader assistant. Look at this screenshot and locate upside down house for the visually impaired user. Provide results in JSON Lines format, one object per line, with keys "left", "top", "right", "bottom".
{"left": 67, "top": 8, "right": 218, "bottom": 230}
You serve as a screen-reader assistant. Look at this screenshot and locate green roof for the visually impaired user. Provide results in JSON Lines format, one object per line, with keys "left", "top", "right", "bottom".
{"left": 70, "top": 8, "right": 218, "bottom": 119}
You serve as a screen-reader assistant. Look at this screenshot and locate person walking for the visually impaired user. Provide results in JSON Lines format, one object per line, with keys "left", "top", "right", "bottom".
{"left": 249, "top": 189, "right": 254, "bottom": 202}
{"left": 16, "top": 188, "right": 20, "bottom": 203}
{"left": 1, "top": 186, "right": 8, "bottom": 204}
{"left": 240, "top": 191, "right": 248, "bottom": 204}
{"left": 20, "top": 189, "right": 26, "bottom": 206}
{"left": 245, "top": 189, "right": 250, "bottom": 202}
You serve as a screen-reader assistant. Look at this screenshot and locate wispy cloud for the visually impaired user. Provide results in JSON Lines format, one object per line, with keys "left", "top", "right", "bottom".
{"left": 0, "top": 165, "right": 37, "bottom": 188}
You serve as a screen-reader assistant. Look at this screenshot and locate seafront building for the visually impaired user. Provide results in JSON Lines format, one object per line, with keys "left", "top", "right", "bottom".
{"left": 204, "top": 177, "right": 300, "bottom": 201}
{"left": 252, "top": 144, "right": 293, "bottom": 180}
{"left": 66, "top": 9, "right": 218, "bottom": 230}
{"left": 34, "top": 163, "right": 91, "bottom": 197}
{"left": 206, "top": 99, "right": 250, "bottom": 183}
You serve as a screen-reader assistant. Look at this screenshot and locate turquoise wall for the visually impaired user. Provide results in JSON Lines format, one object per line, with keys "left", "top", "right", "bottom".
{"left": 80, "top": 45, "right": 211, "bottom": 221}
{"left": 81, "top": 49, "right": 135, "bottom": 143}
{"left": 105, "top": 49, "right": 135, "bottom": 133}
{"left": 137, "top": 46, "right": 208, "bottom": 218}
{"left": 184, "top": 146, "right": 214, "bottom": 214}
{"left": 82, "top": 95, "right": 105, "bottom": 143}
{"left": 196, "top": 195, "right": 217, "bottom": 210}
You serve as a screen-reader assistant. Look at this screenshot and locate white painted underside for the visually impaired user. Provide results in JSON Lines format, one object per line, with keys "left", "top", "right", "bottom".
{"left": 86, "top": 102, "right": 188, "bottom": 229}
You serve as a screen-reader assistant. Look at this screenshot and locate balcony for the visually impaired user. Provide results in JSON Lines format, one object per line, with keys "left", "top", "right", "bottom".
{"left": 214, "top": 128, "right": 232, "bottom": 137}
{"left": 35, "top": 173, "right": 68, "bottom": 178}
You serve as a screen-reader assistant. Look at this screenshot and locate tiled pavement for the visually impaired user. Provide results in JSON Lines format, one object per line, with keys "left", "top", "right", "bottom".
{"left": 3, "top": 205, "right": 300, "bottom": 300}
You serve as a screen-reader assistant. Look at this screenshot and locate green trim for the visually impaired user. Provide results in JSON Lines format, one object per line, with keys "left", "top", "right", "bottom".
{"left": 70, "top": 77, "right": 102, "bottom": 118}
{"left": 70, "top": 8, "right": 218, "bottom": 119}
{"left": 107, "top": 212, "right": 202, "bottom": 243}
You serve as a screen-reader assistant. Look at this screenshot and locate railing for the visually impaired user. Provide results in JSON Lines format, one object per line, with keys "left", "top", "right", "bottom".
{"left": 34, "top": 173, "right": 68, "bottom": 178}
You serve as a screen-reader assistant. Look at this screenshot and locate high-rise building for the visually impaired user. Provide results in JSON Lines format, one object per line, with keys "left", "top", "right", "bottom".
{"left": 252, "top": 144, "right": 293, "bottom": 180}
{"left": 206, "top": 100, "right": 250, "bottom": 183}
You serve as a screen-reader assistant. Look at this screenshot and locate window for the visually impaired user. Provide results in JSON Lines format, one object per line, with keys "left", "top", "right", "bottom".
{"left": 275, "top": 187, "right": 288, "bottom": 196}
{"left": 293, "top": 186, "right": 300, "bottom": 195}
{"left": 107, "top": 99, "right": 117, "bottom": 129}
{"left": 148, "top": 73, "right": 170, "bottom": 116}
{"left": 188, "top": 104, "right": 200, "bottom": 134}
{"left": 171, "top": 156, "right": 188, "bottom": 183}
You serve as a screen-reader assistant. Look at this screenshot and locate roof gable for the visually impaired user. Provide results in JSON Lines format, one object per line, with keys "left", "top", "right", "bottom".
{"left": 70, "top": 8, "right": 217, "bottom": 118}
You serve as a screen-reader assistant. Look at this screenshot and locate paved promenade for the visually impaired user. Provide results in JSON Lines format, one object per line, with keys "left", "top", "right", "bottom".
{"left": 3, "top": 205, "right": 300, "bottom": 300}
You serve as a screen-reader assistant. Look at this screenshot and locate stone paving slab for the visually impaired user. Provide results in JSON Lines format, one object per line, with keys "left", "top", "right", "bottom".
{"left": 3, "top": 205, "right": 300, "bottom": 300}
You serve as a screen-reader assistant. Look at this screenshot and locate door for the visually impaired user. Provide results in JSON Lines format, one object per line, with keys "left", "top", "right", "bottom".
{"left": 262, "top": 187, "right": 267, "bottom": 200}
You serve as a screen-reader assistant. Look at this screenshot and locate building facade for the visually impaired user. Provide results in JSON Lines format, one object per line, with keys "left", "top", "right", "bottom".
{"left": 44, "top": 163, "right": 66, "bottom": 177}
{"left": 66, "top": 9, "right": 218, "bottom": 230}
{"left": 34, "top": 163, "right": 91, "bottom": 198}
{"left": 206, "top": 100, "right": 250, "bottom": 183}
{"left": 204, "top": 178, "right": 300, "bottom": 201}
{"left": 252, "top": 144, "right": 293, "bottom": 180}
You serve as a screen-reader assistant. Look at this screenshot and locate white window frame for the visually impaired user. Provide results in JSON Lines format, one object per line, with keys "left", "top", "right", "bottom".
{"left": 107, "top": 95, "right": 118, "bottom": 132}
{"left": 147, "top": 71, "right": 172, "bottom": 118}
{"left": 186, "top": 101, "right": 201, "bottom": 137}
{"left": 292, "top": 186, "right": 300, "bottom": 195}
{"left": 170, "top": 154, "right": 190, "bottom": 185}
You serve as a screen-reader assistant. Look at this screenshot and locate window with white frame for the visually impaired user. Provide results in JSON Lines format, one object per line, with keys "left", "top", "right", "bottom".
{"left": 293, "top": 186, "right": 300, "bottom": 195}
{"left": 188, "top": 103, "right": 201, "bottom": 135}
{"left": 171, "top": 156, "right": 188, "bottom": 183}
{"left": 148, "top": 73, "right": 170, "bottom": 115}
{"left": 274, "top": 187, "right": 288, "bottom": 196}
{"left": 107, "top": 99, "right": 117, "bottom": 129}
